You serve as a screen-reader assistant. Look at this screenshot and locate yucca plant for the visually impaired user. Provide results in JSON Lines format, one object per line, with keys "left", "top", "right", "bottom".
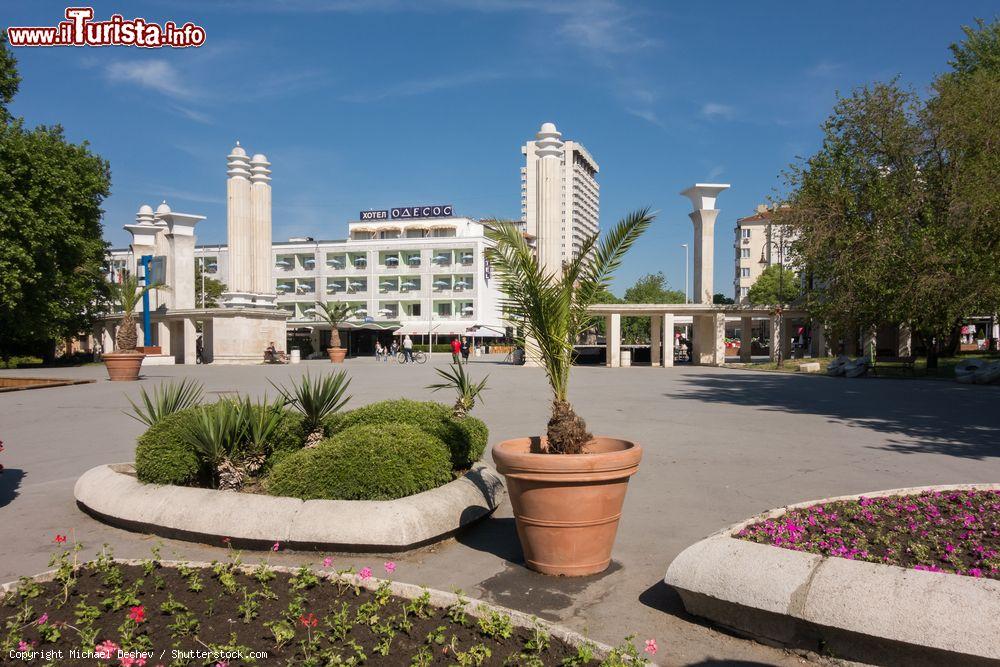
{"left": 485, "top": 208, "right": 654, "bottom": 454}
{"left": 235, "top": 395, "right": 287, "bottom": 455}
{"left": 106, "top": 274, "right": 160, "bottom": 352}
{"left": 125, "top": 378, "right": 204, "bottom": 427}
{"left": 313, "top": 302, "right": 353, "bottom": 348}
{"left": 426, "top": 363, "right": 489, "bottom": 418}
{"left": 271, "top": 371, "right": 351, "bottom": 447}
{"left": 183, "top": 402, "right": 247, "bottom": 489}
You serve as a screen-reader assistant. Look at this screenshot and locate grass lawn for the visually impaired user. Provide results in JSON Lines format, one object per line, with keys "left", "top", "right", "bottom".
{"left": 732, "top": 353, "right": 1000, "bottom": 380}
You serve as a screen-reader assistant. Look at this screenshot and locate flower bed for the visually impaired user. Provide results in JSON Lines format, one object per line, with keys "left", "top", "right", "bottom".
{"left": 736, "top": 489, "right": 1000, "bottom": 579}
{"left": 2, "top": 542, "right": 655, "bottom": 666}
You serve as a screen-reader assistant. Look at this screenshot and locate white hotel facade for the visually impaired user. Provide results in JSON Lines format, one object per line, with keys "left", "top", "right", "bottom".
{"left": 107, "top": 208, "right": 506, "bottom": 353}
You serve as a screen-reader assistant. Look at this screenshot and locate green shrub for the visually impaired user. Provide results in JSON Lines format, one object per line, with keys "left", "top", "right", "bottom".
{"left": 323, "top": 399, "right": 487, "bottom": 469}
{"left": 134, "top": 407, "right": 203, "bottom": 485}
{"left": 267, "top": 423, "right": 452, "bottom": 500}
{"left": 267, "top": 408, "right": 307, "bottom": 453}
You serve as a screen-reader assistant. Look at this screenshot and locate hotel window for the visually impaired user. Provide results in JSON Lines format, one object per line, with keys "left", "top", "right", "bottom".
{"left": 741, "top": 268, "right": 751, "bottom": 278}
{"left": 741, "top": 248, "right": 751, "bottom": 259}
{"left": 437, "top": 302, "right": 452, "bottom": 317}
{"left": 407, "top": 303, "right": 421, "bottom": 317}
{"left": 740, "top": 287, "right": 749, "bottom": 298}
{"left": 741, "top": 228, "right": 751, "bottom": 239}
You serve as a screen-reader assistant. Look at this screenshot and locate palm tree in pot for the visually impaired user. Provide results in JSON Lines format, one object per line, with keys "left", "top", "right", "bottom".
{"left": 104, "top": 274, "right": 158, "bottom": 381}
{"left": 485, "top": 208, "right": 654, "bottom": 575}
{"left": 314, "top": 301, "right": 353, "bottom": 362}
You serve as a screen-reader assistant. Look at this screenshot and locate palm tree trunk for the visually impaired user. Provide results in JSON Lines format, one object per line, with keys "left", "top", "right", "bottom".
{"left": 546, "top": 400, "right": 592, "bottom": 454}
{"left": 117, "top": 313, "right": 138, "bottom": 351}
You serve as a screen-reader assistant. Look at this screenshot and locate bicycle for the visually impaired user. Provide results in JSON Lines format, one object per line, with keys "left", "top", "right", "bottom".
{"left": 396, "top": 349, "right": 427, "bottom": 364}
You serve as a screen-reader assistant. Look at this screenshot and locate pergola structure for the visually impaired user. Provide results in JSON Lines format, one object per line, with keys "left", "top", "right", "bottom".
{"left": 588, "top": 303, "right": 811, "bottom": 367}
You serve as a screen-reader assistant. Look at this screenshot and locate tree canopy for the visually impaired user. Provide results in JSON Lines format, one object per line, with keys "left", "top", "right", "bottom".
{"left": 195, "top": 264, "right": 227, "bottom": 309}
{"left": 621, "top": 272, "right": 685, "bottom": 343}
{"left": 747, "top": 265, "right": 800, "bottom": 306}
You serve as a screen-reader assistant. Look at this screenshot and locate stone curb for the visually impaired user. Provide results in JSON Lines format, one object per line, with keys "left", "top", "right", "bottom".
{"left": 664, "top": 483, "right": 1000, "bottom": 665}
{"left": 1, "top": 560, "right": 616, "bottom": 661}
{"left": 74, "top": 463, "right": 506, "bottom": 552}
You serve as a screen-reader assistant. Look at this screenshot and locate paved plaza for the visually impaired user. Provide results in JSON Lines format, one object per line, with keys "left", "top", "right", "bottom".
{"left": 2, "top": 358, "right": 998, "bottom": 665}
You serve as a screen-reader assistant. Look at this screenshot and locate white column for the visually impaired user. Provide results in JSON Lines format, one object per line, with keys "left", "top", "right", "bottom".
{"left": 122, "top": 204, "right": 161, "bottom": 340}
{"left": 680, "top": 184, "right": 730, "bottom": 304}
{"left": 740, "top": 316, "right": 753, "bottom": 362}
{"left": 182, "top": 319, "right": 197, "bottom": 365}
{"left": 250, "top": 153, "right": 275, "bottom": 305}
{"left": 224, "top": 142, "right": 253, "bottom": 305}
{"left": 160, "top": 208, "right": 203, "bottom": 311}
{"left": 534, "top": 122, "right": 564, "bottom": 277}
{"left": 662, "top": 313, "right": 675, "bottom": 368}
{"left": 769, "top": 314, "right": 780, "bottom": 362}
{"left": 712, "top": 312, "right": 727, "bottom": 366}
{"left": 650, "top": 314, "right": 662, "bottom": 367}
{"left": 606, "top": 313, "right": 621, "bottom": 367}
{"left": 897, "top": 324, "right": 912, "bottom": 358}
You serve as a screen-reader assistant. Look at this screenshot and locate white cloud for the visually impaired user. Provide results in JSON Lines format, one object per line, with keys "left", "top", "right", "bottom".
{"left": 105, "top": 60, "right": 195, "bottom": 100}
{"left": 806, "top": 60, "right": 843, "bottom": 77}
{"left": 341, "top": 71, "right": 505, "bottom": 103}
{"left": 701, "top": 102, "right": 736, "bottom": 120}
{"left": 707, "top": 164, "right": 725, "bottom": 180}
{"left": 625, "top": 107, "right": 663, "bottom": 128}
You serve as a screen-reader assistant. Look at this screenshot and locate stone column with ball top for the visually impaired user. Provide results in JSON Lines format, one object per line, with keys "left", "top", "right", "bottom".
{"left": 222, "top": 142, "right": 255, "bottom": 306}
{"left": 680, "top": 183, "right": 730, "bottom": 365}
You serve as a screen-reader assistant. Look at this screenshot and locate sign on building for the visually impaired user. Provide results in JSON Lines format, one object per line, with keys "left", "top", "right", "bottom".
{"left": 359, "top": 205, "right": 454, "bottom": 221}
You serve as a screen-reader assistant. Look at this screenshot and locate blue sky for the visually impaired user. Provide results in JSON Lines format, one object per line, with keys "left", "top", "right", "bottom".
{"left": 5, "top": 1, "right": 996, "bottom": 295}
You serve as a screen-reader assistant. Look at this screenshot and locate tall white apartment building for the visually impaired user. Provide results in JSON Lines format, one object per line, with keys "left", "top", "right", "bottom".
{"left": 521, "top": 122, "right": 600, "bottom": 263}
{"left": 733, "top": 204, "right": 795, "bottom": 303}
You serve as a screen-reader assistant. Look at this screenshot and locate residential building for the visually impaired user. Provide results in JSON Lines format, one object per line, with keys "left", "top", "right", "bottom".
{"left": 107, "top": 213, "right": 505, "bottom": 355}
{"left": 521, "top": 122, "right": 600, "bottom": 263}
{"left": 732, "top": 205, "right": 794, "bottom": 303}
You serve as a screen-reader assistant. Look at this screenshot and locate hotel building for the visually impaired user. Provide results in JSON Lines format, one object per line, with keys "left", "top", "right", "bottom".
{"left": 107, "top": 209, "right": 505, "bottom": 355}
{"left": 520, "top": 122, "right": 600, "bottom": 263}
{"left": 732, "top": 205, "right": 795, "bottom": 303}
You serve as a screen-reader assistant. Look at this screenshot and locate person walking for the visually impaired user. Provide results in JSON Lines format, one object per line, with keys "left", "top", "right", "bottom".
{"left": 460, "top": 336, "right": 471, "bottom": 364}
{"left": 450, "top": 336, "right": 462, "bottom": 364}
{"left": 374, "top": 340, "right": 385, "bottom": 362}
{"left": 402, "top": 335, "right": 414, "bottom": 363}
{"left": 390, "top": 339, "right": 399, "bottom": 360}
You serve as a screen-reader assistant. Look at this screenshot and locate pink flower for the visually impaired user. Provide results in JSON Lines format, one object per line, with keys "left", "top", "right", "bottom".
{"left": 35, "top": 613, "right": 48, "bottom": 625}
{"left": 17, "top": 641, "right": 30, "bottom": 651}
{"left": 644, "top": 638, "right": 658, "bottom": 655}
{"left": 128, "top": 605, "right": 146, "bottom": 623}
{"left": 217, "top": 662, "right": 229, "bottom": 667}
{"left": 95, "top": 640, "right": 119, "bottom": 659}
{"left": 969, "top": 568, "right": 984, "bottom": 577}
{"left": 322, "top": 557, "right": 333, "bottom": 568}
{"left": 54, "top": 534, "right": 66, "bottom": 544}
{"left": 271, "top": 541, "right": 280, "bottom": 552}
{"left": 384, "top": 561, "right": 396, "bottom": 574}
{"left": 359, "top": 567, "right": 372, "bottom": 580}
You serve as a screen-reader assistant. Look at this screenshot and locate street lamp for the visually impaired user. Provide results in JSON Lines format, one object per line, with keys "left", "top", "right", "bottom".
{"left": 680, "top": 244, "right": 689, "bottom": 304}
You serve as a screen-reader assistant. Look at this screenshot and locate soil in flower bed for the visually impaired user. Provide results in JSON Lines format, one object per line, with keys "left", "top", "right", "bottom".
{"left": 736, "top": 489, "right": 1000, "bottom": 579}
{"left": 1, "top": 549, "right": 637, "bottom": 666}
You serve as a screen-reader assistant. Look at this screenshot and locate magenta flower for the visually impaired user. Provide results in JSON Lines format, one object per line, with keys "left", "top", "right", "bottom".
{"left": 644, "top": 638, "right": 658, "bottom": 655}
{"left": 271, "top": 541, "right": 280, "bottom": 552}
{"left": 36, "top": 613, "right": 48, "bottom": 625}
{"left": 322, "top": 556, "right": 333, "bottom": 568}
{"left": 17, "top": 641, "right": 30, "bottom": 651}
{"left": 359, "top": 566, "right": 372, "bottom": 580}
{"left": 384, "top": 561, "right": 396, "bottom": 574}
{"left": 94, "top": 640, "right": 119, "bottom": 659}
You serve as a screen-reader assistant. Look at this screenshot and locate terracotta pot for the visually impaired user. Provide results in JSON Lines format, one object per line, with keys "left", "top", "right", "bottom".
{"left": 327, "top": 347, "right": 347, "bottom": 363}
{"left": 136, "top": 346, "right": 161, "bottom": 355}
{"left": 492, "top": 437, "right": 642, "bottom": 576}
{"left": 104, "top": 351, "right": 145, "bottom": 381}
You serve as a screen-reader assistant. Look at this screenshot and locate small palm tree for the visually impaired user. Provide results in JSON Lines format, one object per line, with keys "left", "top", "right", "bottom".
{"left": 314, "top": 302, "right": 353, "bottom": 349}
{"left": 485, "top": 208, "right": 655, "bottom": 454}
{"left": 427, "top": 363, "right": 489, "bottom": 418}
{"left": 106, "top": 274, "right": 158, "bottom": 352}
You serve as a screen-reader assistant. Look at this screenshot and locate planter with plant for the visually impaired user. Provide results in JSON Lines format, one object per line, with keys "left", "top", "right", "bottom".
{"left": 314, "top": 302, "right": 352, "bottom": 362}
{"left": 103, "top": 275, "right": 158, "bottom": 381}
{"left": 485, "top": 209, "right": 654, "bottom": 576}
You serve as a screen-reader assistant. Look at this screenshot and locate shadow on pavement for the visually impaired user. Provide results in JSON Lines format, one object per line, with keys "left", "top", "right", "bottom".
{"left": 673, "top": 372, "right": 1000, "bottom": 459}
{"left": 0, "top": 468, "right": 24, "bottom": 508}
{"left": 456, "top": 516, "right": 524, "bottom": 564}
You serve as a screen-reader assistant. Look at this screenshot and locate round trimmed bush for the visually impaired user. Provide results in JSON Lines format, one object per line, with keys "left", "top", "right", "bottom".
{"left": 323, "top": 399, "right": 488, "bottom": 469}
{"left": 266, "top": 423, "right": 452, "bottom": 500}
{"left": 134, "top": 407, "right": 202, "bottom": 486}
{"left": 262, "top": 407, "right": 307, "bottom": 454}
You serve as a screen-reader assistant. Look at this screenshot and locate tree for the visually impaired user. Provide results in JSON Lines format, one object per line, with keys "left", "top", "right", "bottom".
{"left": 620, "top": 272, "right": 685, "bottom": 343}
{"left": 747, "top": 265, "right": 801, "bottom": 306}
{"left": 195, "top": 264, "right": 226, "bottom": 308}
{"left": 106, "top": 274, "right": 156, "bottom": 351}
{"left": 713, "top": 293, "right": 735, "bottom": 305}
{"left": 0, "top": 39, "right": 111, "bottom": 360}
{"left": 313, "top": 301, "right": 352, "bottom": 348}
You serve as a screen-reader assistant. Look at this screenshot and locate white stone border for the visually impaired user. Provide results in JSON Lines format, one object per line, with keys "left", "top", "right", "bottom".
{"left": 2, "top": 560, "right": 614, "bottom": 660}
{"left": 664, "top": 483, "right": 1000, "bottom": 664}
{"left": 75, "top": 463, "right": 505, "bottom": 552}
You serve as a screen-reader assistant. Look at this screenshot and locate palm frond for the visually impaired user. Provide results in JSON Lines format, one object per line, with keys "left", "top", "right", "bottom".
{"left": 313, "top": 301, "right": 353, "bottom": 326}
{"left": 183, "top": 402, "right": 247, "bottom": 483}
{"left": 270, "top": 371, "right": 351, "bottom": 433}
{"left": 125, "top": 378, "right": 204, "bottom": 427}
{"left": 235, "top": 395, "right": 288, "bottom": 454}
{"left": 426, "top": 363, "right": 489, "bottom": 416}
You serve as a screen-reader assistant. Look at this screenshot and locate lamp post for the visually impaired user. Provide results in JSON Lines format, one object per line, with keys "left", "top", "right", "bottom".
{"left": 198, "top": 256, "right": 205, "bottom": 308}
{"left": 681, "top": 243, "right": 689, "bottom": 304}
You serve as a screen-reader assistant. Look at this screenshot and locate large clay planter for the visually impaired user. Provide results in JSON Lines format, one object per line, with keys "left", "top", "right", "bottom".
{"left": 327, "top": 347, "right": 347, "bottom": 363}
{"left": 103, "top": 351, "right": 145, "bottom": 381}
{"left": 492, "top": 437, "right": 642, "bottom": 576}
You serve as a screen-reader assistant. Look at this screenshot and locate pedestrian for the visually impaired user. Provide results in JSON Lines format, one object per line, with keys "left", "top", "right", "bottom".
{"left": 460, "top": 336, "right": 471, "bottom": 364}
{"left": 390, "top": 339, "right": 399, "bottom": 360}
{"left": 402, "top": 335, "right": 414, "bottom": 363}
{"left": 450, "top": 336, "right": 462, "bottom": 364}
{"left": 374, "top": 340, "right": 385, "bottom": 362}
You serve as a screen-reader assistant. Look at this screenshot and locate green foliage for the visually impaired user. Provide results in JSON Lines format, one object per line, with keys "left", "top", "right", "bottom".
{"left": 747, "top": 264, "right": 800, "bottom": 306}
{"left": 324, "top": 399, "right": 487, "bottom": 469}
{"left": 271, "top": 371, "right": 351, "bottom": 434}
{"left": 134, "top": 407, "right": 203, "bottom": 486}
{"left": 105, "top": 274, "right": 160, "bottom": 351}
{"left": 195, "top": 263, "right": 226, "bottom": 308}
{"left": 947, "top": 17, "right": 1000, "bottom": 79}
{"left": 266, "top": 423, "right": 452, "bottom": 500}
{"left": 313, "top": 301, "right": 353, "bottom": 348}
{"left": 183, "top": 401, "right": 247, "bottom": 478}
{"left": 621, "top": 271, "right": 685, "bottom": 343}
{"left": 426, "top": 363, "right": 489, "bottom": 417}
{"left": 235, "top": 396, "right": 290, "bottom": 455}
{"left": 0, "top": 94, "right": 111, "bottom": 356}
{"left": 713, "top": 293, "right": 735, "bottom": 305}
{"left": 125, "top": 378, "right": 204, "bottom": 427}
{"left": 485, "top": 209, "right": 653, "bottom": 453}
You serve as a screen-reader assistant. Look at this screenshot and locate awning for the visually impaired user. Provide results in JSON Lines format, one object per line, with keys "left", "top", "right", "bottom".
{"left": 339, "top": 320, "right": 401, "bottom": 332}
{"left": 393, "top": 322, "right": 505, "bottom": 337}
{"left": 429, "top": 223, "right": 456, "bottom": 230}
